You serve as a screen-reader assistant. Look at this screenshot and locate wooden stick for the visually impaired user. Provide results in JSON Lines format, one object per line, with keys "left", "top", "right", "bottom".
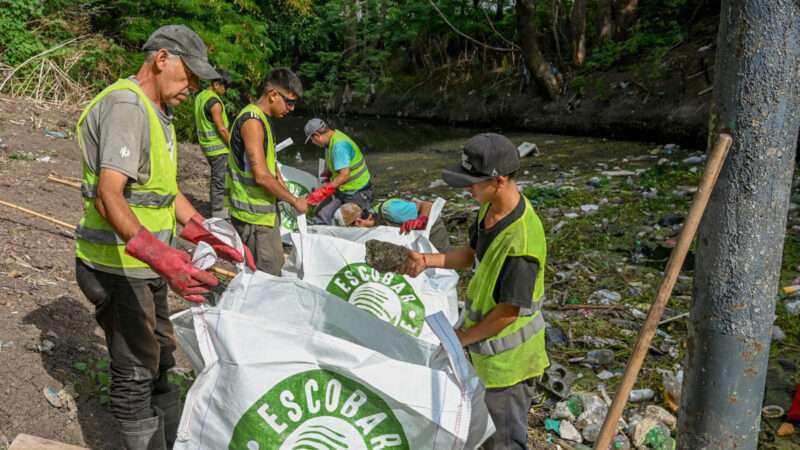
{"left": 0, "top": 199, "right": 236, "bottom": 279}
{"left": 594, "top": 133, "right": 732, "bottom": 450}
{"left": 47, "top": 174, "right": 81, "bottom": 189}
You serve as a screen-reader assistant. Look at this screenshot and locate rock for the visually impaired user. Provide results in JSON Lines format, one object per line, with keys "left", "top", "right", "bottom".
{"left": 597, "top": 370, "right": 615, "bottom": 380}
{"left": 558, "top": 420, "right": 583, "bottom": 443}
{"left": 581, "top": 204, "right": 599, "bottom": 214}
{"left": 645, "top": 405, "right": 676, "bottom": 430}
{"left": 585, "top": 349, "right": 615, "bottom": 367}
{"left": 588, "top": 289, "right": 622, "bottom": 305}
{"left": 364, "top": 240, "right": 410, "bottom": 273}
{"left": 629, "top": 388, "right": 655, "bottom": 402}
{"left": 777, "top": 422, "right": 795, "bottom": 437}
{"left": 552, "top": 400, "right": 576, "bottom": 421}
{"left": 772, "top": 325, "right": 786, "bottom": 341}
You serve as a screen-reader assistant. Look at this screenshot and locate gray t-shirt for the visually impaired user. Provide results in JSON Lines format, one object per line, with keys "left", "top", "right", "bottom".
{"left": 79, "top": 76, "right": 175, "bottom": 279}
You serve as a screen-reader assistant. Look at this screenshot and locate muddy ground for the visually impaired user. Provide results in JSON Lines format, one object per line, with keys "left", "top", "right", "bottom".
{"left": 1, "top": 93, "right": 799, "bottom": 449}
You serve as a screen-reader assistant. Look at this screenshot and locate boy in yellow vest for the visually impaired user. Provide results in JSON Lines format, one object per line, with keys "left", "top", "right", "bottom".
{"left": 74, "top": 25, "right": 253, "bottom": 449}
{"left": 399, "top": 133, "right": 548, "bottom": 450}
{"left": 194, "top": 69, "right": 232, "bottom": 218}
{"left": 226, "top": 68, "right": 308, "bottom": 275}
{"left": 303, "top": 118, "right": 373, "bottom": 224}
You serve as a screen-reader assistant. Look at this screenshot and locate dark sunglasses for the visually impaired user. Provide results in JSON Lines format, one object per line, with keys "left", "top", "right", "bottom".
{"left": 275, "top": 90, "right": 298, "bottom": 107}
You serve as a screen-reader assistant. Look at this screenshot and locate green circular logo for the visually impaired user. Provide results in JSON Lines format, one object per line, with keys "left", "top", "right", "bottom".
{"left": 279, "top": 181, "right": 310, "bottom": 231}
{"left": 229, "top": 369, "right": 409, "bottom": 450}
{"left": 326, "top": 263, "right": 425, "bottom": 337}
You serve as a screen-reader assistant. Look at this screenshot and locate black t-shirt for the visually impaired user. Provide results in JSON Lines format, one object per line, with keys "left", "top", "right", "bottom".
{"left": 203, "top": 97, "right": 221, "bottom": 122}
{"left": 469, "top": 197, "right": 539, "bottom": 309}
{"left": 229, "top": 111, "right": 270, "bottom": 172}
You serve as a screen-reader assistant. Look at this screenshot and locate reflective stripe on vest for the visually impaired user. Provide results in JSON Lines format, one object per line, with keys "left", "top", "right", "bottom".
{"left": 468, "top": 313, "right": 546, "bottom": 356}
{"left": 194, "top": 89, "right": 229, "bottom": 156}
{"left": 465, "top": 299, "right": 543, "bottom": 323}
{"left": 225, "top": 105, "right": 278, "bottom": 226}
{"left": 81, "top": 183, "right": 176, "bottom": 208}
{"left": 325, "top": 130, "right": 370, "bottom": 192}
{"left": 75, "top": 78, "right": 178, "bottom": 271}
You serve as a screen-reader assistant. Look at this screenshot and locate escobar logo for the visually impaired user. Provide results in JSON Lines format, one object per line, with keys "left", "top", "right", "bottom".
{"left": 279, "top": 181, "right": 311, "bottom": 231}
{"left": 229, "top": 369, "right": 409, "bottom": 450}
{"left": 326, "top": 263, "right": 425, "bottom": 337}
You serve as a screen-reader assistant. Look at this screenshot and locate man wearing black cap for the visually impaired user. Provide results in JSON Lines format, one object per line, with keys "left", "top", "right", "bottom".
{"left": 194, "top": 69, "right": 233, "bottom": 218}
{"left": 399, "top": 133, "right": 549, "bottom": 450}
{"left": 74, "top": 25, "right": 252, "bottom": 449}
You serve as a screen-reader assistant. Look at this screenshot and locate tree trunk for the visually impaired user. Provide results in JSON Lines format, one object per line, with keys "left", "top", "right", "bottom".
{"left": 614, "top": 0, "right": 638, "bottom": 40}
{"left": 597, "top": 0, "right": 614, "bottom": 44}
{"left": 570, "top": 0, "right": 587, "bottom": 66}
{"left": 678, "top": 1, "right": 800, "bottom": 449}
{"left": 516, "top": 0, "right": 561, "bottom": 100}
{"left": 494, "top": 0, "right": 504, "bottom": 21}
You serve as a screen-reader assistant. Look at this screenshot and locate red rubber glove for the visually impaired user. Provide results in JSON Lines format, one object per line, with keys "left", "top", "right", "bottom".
{"left": 306, "top": 183, "right": 337, "bottom": 206}
{"left": 400, "top": 215, "right": 428, "bottom": 234}
{"left": 789, "top": 384, "right": 800, "bottom": 421}
{"left": 125, "top": 227, "right": 219, "bottom": 303}
{"left": 179, "top": 213, "right": 256, "bottom": 271}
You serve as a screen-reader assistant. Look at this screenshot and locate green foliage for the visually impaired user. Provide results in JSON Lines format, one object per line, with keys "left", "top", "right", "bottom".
{"left": 0, "top": 0, "right": 46, "bottom": 65}
{"left": 73, "top": 357, "right": 112, "bottom": 406}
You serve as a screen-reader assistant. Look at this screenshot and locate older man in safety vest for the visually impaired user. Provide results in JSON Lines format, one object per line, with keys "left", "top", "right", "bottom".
{"left": 74, "top": 25, "right": 253, "bottom": 449}
{"left": 399, "top": 133, "right": 548, "bottom": 450}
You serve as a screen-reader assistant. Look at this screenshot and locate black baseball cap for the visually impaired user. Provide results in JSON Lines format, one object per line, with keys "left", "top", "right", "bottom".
{"left": 142, "top": 25, "right": 220, "bottom": 80}
{"left": 441, "top": 133, "right": 520, "bottom": 187}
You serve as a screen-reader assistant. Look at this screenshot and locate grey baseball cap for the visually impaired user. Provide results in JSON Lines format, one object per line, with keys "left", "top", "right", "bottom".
{"left": 142, "top": 25, "right": 220, "bottom": 80}
{"left": 441, "top": 133, "right": 520, "bottom": 187}
{"left": 304, "top": 118, "right": 327, "bottom": 143}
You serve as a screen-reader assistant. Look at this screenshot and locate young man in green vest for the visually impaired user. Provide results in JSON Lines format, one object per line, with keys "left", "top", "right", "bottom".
{"left": 74, "top": 25, "right": 253, "bottom": 449}
{"left": 333, "top": 199, "right": 451, "bottom": 252}
{"left": 303, "top": 118, "right": 373, "bottom": 224}
{"left": 194, "top": 69, "right": 232, "bottom": 218}
{"left": 399, "top": 133, "right": 548, "bottom": 450}
{"left": 226, "top": 68, "right": 308, "bottom": 275}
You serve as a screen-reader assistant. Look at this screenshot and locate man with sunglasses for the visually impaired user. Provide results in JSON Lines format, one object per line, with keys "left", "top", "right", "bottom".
{"left": 303, "top": 118, "right": 373, "bottom": 224}
{"left": 226, "top": 68, "right": 308, "bottom": 275}
{"left": 74, "top": 25, "right": 251, "bottom": 449}
{"left": 194, "top": 69, "right": 232, "bottom": 218}
{"left": 398, "top": 133, "right": 548, "bottom": 450}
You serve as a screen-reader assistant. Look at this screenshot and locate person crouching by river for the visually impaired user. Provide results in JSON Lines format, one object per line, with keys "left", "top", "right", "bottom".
{"left": 333, "top": 199, "right": 451, "bottom": 252}
{"left": 397, "top": 133, "right": 548, "bottom": 450}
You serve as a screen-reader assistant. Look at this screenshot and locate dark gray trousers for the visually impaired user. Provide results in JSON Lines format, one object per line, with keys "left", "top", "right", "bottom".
{"left": 313, "top": 185, "right": 374, "bottom": 225}
{"left": 232, "top": 216, "right": 284, "bottom": 276}
{"left": 206, "top": 153, "right": 228, "bottom": 218}
{"left": 482, "top": 378, "right": 537, "bottom": 450}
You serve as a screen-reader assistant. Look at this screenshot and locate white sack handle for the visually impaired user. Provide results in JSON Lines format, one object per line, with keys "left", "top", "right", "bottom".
{"left": 424, "top": 197, "right": 447, "bottom": 238}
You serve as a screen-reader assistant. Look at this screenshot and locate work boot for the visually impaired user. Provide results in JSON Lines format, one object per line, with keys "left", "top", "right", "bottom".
{"left": 151, "top": 388, "right": 182, "bottom": 448}
{"left": 119, "top": 409, "right": 166, "bottom": 450}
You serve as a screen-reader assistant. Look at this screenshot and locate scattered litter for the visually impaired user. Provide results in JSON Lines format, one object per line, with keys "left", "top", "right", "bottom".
{"left": 558, "top": 420, "right": 583, "bottom": 443}
{"left": 429, "top": 179, "right": 447, "bottom": 188}
{"left": 663, "top": 144, "right": 678, "bottom": 154}
{"left": 629, "top": 388, "right": 655, "bottom": 402}
{"left": 772, "top": 325, "right": 786, "bottom": 341}
{"left": 545, "top": 418, "right": 561, "bottom": 433}
{"left": 545, "top": 325, "right": 568, "bottom": 350}
{"left": 644, "top": 425, "right": 675, "bottom": 450}
{"left": 587, "top": 176, "right": 603, "bottom": 188}
{"left": 564, "top": 212, "right": 579, "bottom": 219}
{"left": 575, "top": 393, "right": 608, "bottom": 433}
{"left": 784, "top": 300, "right": 800, "bottom": 316}
{"left": 585, "top": 349, "right": 614, "bottom": 367}
{"left": 552, "top": 401, "right": 576, "bottom": 421}
{"left": 551, "top": 220, "right": 568, "bottom": 233}
{"left": 645, "top": 405, "right": 676, "bottom": 430}
{"left": 43, "top": 386, "right": 63, "bottom": 408}
{"left": 539, "top": 363, "right": 575, "bottom": 399}
{"left": 631, "top": 417, "right": 665, "bottom": 448}
{"left": 580, "top": 204, "right": 599, "bottom": 214}
{"left": 597, "top": 370, "right": 615, "bottom": 380}
{"left": 662, "top": 368, "right": 683, "bottom": 412}
{"left": 575, "top": 336, "right": 622, "bottom": 348}
{"left": 762, "top": 404, "right": 785, "bottom": 419}
{"left": 587, "top": 289, "right": 621, "bottom": 305}
{"left": 683, "top": 154, "right": 706, "bottom": 165}
{"left": 777, "top": 422, "right": 795, "bottom": 438}
{"left": 37, "top": 339, "right": 55, "bottom": 354}
{"left": 36, "top": 156, "right": 54, "bottom": 163}
{"left": 600, "top": 170, "right": 637, "bottom": 177}
{"left": 518, "top": 142, "right": 540, "bottom": 158}
{"left": 658, "top": 213, "right": 684, "bottom": 227}
{"left": 44, "top": 129, "right": 68, "bottom": 139}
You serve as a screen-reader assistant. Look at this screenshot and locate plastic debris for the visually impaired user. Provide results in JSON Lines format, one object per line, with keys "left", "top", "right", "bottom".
{"left": 43, "top": 386, "right": 62, "bottom": 408}
{"left": 662, "top": 369, "right": 683, "bottom": 412}
{"left": 576, "top": 393, "right": 608, "bottom": 432}
{"left": 518, "top": 142, "right": 540, "bottom": 158}
{"left": 37, "top": 339, "right": 55, "bottom": 354}
{"left": 552, "top": 401, "right": 576, "bottom": 422}
{"left": 682, "top": 155, "right": 706, "bottom": 165}
{"left": 585, "top": 349, "right": 615, "bottom": 367}
{"left": 777, "top": 422, "right": 795, "bottom": 437}
{"left": 44, "top": 129, "right": 68, "bottom": 139}
{"left": 580, "top": 204, "right": 599, "bottom": 214}
{"left": 575, "top": 335, "right": 623, "bottom": 348}
{"left": 629, "top": 388, "right": 655, "bottom": 402}
{"left": 645, "top": 405, "right": 676, "bottom": 430}
{"left": 429, "top": 179, "right": 447, "bottom": 188}
{"left": 588, "top": 289, "right": 621, "bottom": 305}
{"left": 545, "top": 418, "right": 561, "bottom": 433}
{"left": 785, "top": 300, "right": 800, "bottom": 316}
{"left": 597, "top": 370, "right": 615, "bottom": 380}
{"left": 558, "top": 420, "right": 583, "bottom": 443}
{"left": 631, "top": 417, "right": 664, "bottom": 448}
{"left": 587, "top": 176, "right": 603, "bottom": 188}
{"left": 644, "top": 425, "right": 675, "bottom": 450}
{"left": 545, "top": 325, "right": 569, "bottom": 350}
{"left": 581, "top": 423, "right": 601, "bottom": 443}
{"left": 564, "top": 212, "right": 579, "bottom": 219}
{"left": 772, "top": 325, "right": 786, "bottom": 341}
{"left": 36, "top": 156, "right": 53, "bottom": 163}
{"left": 601, "top": 170, "right": 637, "bottom": 177}
{"left": 762, "top": 404, "right": 785, "bottom": 419}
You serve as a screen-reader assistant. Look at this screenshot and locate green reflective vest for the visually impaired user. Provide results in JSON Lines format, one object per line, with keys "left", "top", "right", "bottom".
{"left": 194, "top": 88, "right": 229, "bottom": 156}
{"left": 75, "top": 78, "right": 178, "bottom": 271}
{"left": 464, "top": 197, "right": 548, "bottom": 388}
{"left": 225, "top": 104, "right": 278, "bottom": 226}
{"left": 325, "top": 130, "right": 370, "bottom": 193}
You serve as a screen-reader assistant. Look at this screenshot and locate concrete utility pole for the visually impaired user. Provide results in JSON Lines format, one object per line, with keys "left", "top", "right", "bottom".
{"left": 678, "top": 1, "right": 800, "bottom": 449}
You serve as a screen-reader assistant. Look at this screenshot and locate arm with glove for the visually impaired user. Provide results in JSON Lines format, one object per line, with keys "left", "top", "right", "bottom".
{"left": 95, "top": 170, "right": 220, "bottom": 302}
